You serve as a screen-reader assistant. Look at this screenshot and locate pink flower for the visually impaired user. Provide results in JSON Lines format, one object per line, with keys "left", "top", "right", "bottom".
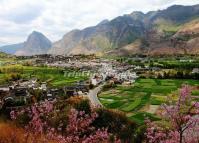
{"left": 146, "top": 86, "right": 199, "bottom": 143}
{"left": 10, "top": 101, "right": 121, "bottom": 143}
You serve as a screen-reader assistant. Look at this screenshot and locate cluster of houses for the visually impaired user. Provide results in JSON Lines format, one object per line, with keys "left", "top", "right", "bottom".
{"left": 18, "top": 54, "right": 97, "bottom": 66}
{"left": 0, "top": 54, "right": 141, "bottom": 110}
{"left": 192, "top": 68, "right": 199, "bottom": 74}
{"left": 0, "top": 79, "right": 90, "bottom": 110}
{"left": 0, "top": 79, "right": 49, "bottom": 109}
{"left": 0, "top": 85, "right": 30, "bottom": 109}
{"left": 91, "top": 64, "right": 138, "bottom": 86}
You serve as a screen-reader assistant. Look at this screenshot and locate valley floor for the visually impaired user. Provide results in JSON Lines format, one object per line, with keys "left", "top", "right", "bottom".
{"left": 99, "top": 78, "right": 199, "bottom": 124}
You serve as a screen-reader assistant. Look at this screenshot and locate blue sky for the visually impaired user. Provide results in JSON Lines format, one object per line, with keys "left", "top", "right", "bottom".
{"left": 0, "top": 0, "right": 199, "bottom": 46}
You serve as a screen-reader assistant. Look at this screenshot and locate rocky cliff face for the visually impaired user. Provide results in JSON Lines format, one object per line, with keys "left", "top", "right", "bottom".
{"left": 48, "top": 15, "right": 146, "bottom": 55}
{"left": 15, "top": 31, "right": 52, "bottom": 56}
{"left": 48, "top": 4, "right": 199, "bottom": 56}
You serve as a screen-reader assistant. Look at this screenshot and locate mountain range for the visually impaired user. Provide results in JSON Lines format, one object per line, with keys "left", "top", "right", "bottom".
{"left": 1, "top": 4, "right": 199, "bottom": 56}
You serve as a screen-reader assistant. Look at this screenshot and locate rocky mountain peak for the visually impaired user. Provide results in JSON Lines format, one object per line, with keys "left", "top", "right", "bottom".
{"left": 27, "top": 31, "right": 51, "bottom": 46}
{"left": 15, "top": 31, "right": 52, "bottom": 56}
{"left": 97, "top": 19, "right": 109, "bottom": 25}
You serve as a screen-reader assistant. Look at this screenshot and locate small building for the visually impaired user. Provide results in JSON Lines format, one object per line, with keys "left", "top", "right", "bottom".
{"left": 48, "top": 88, "right": 63, "bottom": 97}
{"left": 3, "top": 96, "right": 15, "bottom": 107}
{"left": 10, "top": 86, "right": 29, "bottom": 97}
{"left": 0, "top": 87, "right": 10, "bottom": 109}
{"left": 192, "top": 68, "right": 199, "bottom": 74}
{"left": 46, "top": 93, "right": 55, "bottom": 101}
{"left": 0, "top": 87, "right": 10, "bottom": 97}
{"left": 91, "top": 78, "right": 98, "bottom": 86}
{"left": 40, "top": 82, "right": 47, "bottom": 91}
{"left": 2, "top": 86, "right": 31, "bottom": 108}
{"left": 63, "top": 85, "right": 89, "bottom": 97}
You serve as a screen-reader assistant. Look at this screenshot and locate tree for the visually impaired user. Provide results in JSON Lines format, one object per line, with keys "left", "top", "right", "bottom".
{"left": 145, "top": 86, "right": 199, "bottom": 143}
{"left": 11, "top": 101, "right": 121, "bottom": 143}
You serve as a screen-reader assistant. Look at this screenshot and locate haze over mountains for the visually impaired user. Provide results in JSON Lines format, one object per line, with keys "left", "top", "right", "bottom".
{"left": 1, "top": 4, "right": 199, "bottom": 56}
{"left": 0, "top": 31, "right": 52, "bottom": 56}
{"left": 0, "top": 43, "right": 24, "bottom": 55}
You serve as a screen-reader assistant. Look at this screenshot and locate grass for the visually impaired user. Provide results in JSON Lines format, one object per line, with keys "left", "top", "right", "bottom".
{"left": 0, "top": 65, "right": 89, "bottom": 87}
{"left": 99, "top": 78, "right": 199, "bottom": 124}
{"left": 121, "top": 98, "right": 142, "bottom": 112}
{"left": 150, "top": 95, "right": 167, "bottom": 105}
{"left": 128, "top": 112, "right": 160, "bottom": 125}
{"left": 0, "top": 74, "right": 6, "bottom": 85}
{"left": 0, "top": 121, "right": 62, "bottom": 143}
{"left": 106, "top": 101, "right": 125, "bottom": 109}
{"left": 155, "top": 19, "right": 181, "bottom": 33}
{"left": 192, "top": 90, "right": 199, "bottom": 96}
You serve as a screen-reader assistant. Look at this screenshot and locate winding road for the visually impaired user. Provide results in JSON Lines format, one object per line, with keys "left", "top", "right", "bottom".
{"left": 87, "top": 84, "right": 104, "bottom": 107}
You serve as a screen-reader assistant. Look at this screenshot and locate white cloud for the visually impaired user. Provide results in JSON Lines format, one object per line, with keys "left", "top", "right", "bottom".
{"left": 0, "top": 0, "right": 199, "bottom": 46}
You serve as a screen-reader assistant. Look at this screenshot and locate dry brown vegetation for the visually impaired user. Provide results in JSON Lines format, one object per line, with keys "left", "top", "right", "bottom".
{"left": 0, "top": 122, "right": 57, "bottom": 143}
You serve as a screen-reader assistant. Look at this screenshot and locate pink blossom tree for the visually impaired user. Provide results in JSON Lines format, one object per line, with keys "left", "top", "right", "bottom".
{"left": 11, "top": 100, "right": 121, "bottom": 143}
{"left": 146, "top": 86, "right": 199, "bottom": 143}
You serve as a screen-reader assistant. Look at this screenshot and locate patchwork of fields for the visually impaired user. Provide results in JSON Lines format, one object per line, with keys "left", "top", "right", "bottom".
{"left": 0, "top": 65, "right": 88, "bottom": 87}
{"left": 99, "top": 78, "right": 199, "bottom": 124}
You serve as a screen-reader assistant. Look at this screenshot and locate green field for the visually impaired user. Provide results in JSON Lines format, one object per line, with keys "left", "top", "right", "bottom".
{"left": 0, "top": 65, "right": 88, "bottom": 87}
{"left": 99, "top": 78, "right": 199, "bottom": 124}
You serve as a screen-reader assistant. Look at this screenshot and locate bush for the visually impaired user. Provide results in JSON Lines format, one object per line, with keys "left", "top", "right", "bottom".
{"left": 14, "top": 112, "right": 30, "bottom": 126}
{"left": 22, "top": 61, "right": 33, "bottom": 66}
{"left": 102, "top": 83, "right": 117, "bottom": 91}
{"left": 74, "top": 99, "right": 91, "bottom": 114}
{"left": 14, "top": 100, "right": 26, "bottom": 106}
{"left": 66, "top": 96, "right": 86, "bottom": 106}
{"left": 0, "top": 66, "right": 24, "bottom": 74}
{"left": 47, "top": 107, "right": 70, "bottom": 133}
{"left": 133, "top": 125, "right": 146, "bottom": 143}
{"left": 28, "top": 89, "right": 44, "bottom": 102}
{"left": 5, "top": 73, "right": 21, "bottom": 81}
{"left": 11, "top": 102, "right": 121, "bottom": 143}
{"left": 93, "top": 108, "right": 137, "bottom": 142}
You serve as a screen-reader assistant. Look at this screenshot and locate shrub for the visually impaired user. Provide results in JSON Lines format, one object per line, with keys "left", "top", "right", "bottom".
{"left": 66, "top": 96, "right": 85, "bottom": 105}
{"left": 93, "top": 108, "right": 137, "bottom": 142}
{"left": 28, "top": 89, "right": 44, "bottom": 102}
{"left": 102, "top": 83, "right": 117, "bottom": 91}
{"left": 74, "top": 99, "right": 91, "bottom": 114}
{"left": 4, "top": 73, "right": 21, "bottom": 81}
{"left": 133, "top": 125, "right": 146, "bottom": 143}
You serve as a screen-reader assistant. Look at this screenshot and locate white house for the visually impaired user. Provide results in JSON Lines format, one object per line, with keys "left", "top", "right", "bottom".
{"left": 192, "top": 68, "right": 199, "bottom": 74}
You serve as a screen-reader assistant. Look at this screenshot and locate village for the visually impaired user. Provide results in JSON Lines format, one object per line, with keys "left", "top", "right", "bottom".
{"left": 1, "top": 1, "right": 199, "bottom": 142}
{"left": 0, "top": 54, "right": 198, "bottom": 128}
{"left": 1, "top": 54, "right": 199, "bottom": 111}
{"left": 0, "top": 54, "right": 139, "bottom": 111}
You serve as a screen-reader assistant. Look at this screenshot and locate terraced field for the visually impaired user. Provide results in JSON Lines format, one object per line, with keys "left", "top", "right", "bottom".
{"left": 99, "top": 78, "right": 199, "bottom": 124}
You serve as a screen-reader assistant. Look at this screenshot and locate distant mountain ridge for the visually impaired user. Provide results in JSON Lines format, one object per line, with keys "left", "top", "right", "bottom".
{"left": 48, "top": 4, "right": 199, "bottom": 56}
{"left": 0, "top": 31, "right": 52, "bottom": 56}
{"left": 1, "top": 4, "right": 199, "bottom": 56}
{"left": 15, "top": 31, "right": 52, "bottom": 56}
{"left": 0, "top": 43, "right": 24, "bottom": 54}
